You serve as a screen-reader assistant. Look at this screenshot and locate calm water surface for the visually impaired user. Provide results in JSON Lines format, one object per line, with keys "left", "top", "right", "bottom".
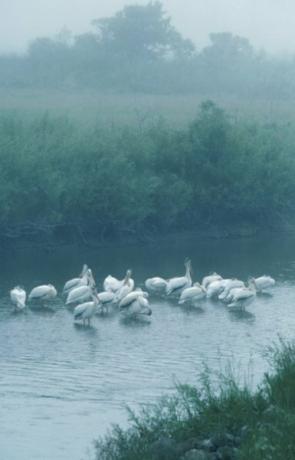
{"left": 1, "top": 235, "right": 295, "bottom": 460}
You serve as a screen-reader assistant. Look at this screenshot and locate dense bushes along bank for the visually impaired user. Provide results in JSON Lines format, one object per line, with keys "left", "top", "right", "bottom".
{"left": 1, "top": 101, "right": 295, "bottom": 244}
{"left": 95, "top": 340, "right": 295, "bottom": 460}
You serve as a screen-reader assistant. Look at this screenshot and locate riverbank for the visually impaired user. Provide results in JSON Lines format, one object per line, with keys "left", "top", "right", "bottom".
{"left": 94, "top": 340, "right": 295, "bottom": 460}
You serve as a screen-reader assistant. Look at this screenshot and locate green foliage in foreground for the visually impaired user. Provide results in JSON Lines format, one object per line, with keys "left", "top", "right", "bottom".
{"left": 95, "top": 340, "right": 295, "bottom": 460}
{"left": 1, "top": 101, "right": 295, "bottom": 240}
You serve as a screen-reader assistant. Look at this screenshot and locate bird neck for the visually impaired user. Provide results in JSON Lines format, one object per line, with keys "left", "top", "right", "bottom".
{"left": 185, "top": 264, "right": 191, "bottom": 282}
{"left": 124, "top": 274, "right": 131, "bottom": 286}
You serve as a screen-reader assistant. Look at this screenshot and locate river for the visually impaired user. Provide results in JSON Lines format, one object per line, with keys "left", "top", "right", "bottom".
{"left": 0, "top": 234, "right": 294, "bottom": 460}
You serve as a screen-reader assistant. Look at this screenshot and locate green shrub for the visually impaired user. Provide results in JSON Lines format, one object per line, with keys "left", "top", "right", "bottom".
{"left": 1, "top": 102, "right": 295, "bottom": 240}
{"left": 95, "top": 341, "right": 295, "bottom": 460}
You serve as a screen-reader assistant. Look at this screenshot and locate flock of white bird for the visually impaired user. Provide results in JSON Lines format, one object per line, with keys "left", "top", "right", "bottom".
{"left": 9, "top": 258, "right": 276, "bottom": 325}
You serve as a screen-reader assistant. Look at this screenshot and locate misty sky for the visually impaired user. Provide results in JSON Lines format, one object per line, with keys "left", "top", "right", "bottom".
{"left": 1, "top": 0, "right": 295, "bottom": 55}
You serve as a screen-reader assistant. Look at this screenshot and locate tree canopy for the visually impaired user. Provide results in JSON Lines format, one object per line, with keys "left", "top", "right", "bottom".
{"left": 0, "top": 2, "right": 295, "bottom": 97}
{"left": 92, "top": 1, "right": 195, "bottom": 61}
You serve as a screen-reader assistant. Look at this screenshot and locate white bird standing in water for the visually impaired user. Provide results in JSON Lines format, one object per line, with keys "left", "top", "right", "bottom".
{"left": 227, "top": 281, "right": 256, "bottom": 310}
{"left": 145, "top": 277, "right": 167, "bottom": 294}
{"left": 73, "top": 291, "right": 99, "bottom": 326}
{"left": 166, "top": 259, "right": 192, "bottom": 296}
{"left": 206, "top": 279, "right": 232, "bottom": 299}
{"left": 119, "top": 290, "right": 152, "bottom": 318}
{"left": 103, "top": 270, "right": 134, "bottom": 294}
{"left": 63, "top": 264, "right": 88, "bottom": 295}
{"left": 178, "top": 283, "right": 206, "bottom": 305}
{"left": 96, "top": 290, "right": 116, "bottom": 314}
{"left": 10, "top": 286, "right": 26, "bottom": 311}
{"left": 202, "top": 273, "right": 222, "bottom": 289}
{"left": 66, "top": 269, "right": 95, "bottom": 305}
{"left": 28, "top": 284, "right": 57, "bottom": 304}
{"left": 113, "top": 270, "right": 134, "bottom": 304}
{"left": 103, "top": 275, "right": 122, "bottom": 293}
{"left": 249, "top": 276, "right": 275, "bottom": 294}
{"left": 218, "top": 279, "right": 245, "bottom": 302}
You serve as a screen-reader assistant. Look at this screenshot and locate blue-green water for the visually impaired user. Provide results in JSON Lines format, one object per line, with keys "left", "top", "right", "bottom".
{"left": 0, "top": 235, "right": 294, "bottom": 460}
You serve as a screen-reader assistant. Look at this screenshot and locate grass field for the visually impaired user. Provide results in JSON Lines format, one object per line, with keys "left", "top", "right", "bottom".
{"left": 1, "top": 89, "right": 294, "bottom": 126}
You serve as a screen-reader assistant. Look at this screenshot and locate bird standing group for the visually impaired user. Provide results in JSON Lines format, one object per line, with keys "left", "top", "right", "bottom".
{"left": 9, "top": 264, "right": 151, "bottom": 325}
{"left": 144, "top": 258, "right": 275, "bottom": 309}
{"left": 9, "top": 259, "right": 275, "bottom": 324}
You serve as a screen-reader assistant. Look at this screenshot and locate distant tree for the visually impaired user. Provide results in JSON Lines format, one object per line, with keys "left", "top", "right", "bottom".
{"left": 27, "top": 37, "right": 72, "bottom": 86}
{"left": 203, "top": 32, "right": 254, "bottom": 62}
{"left": 73, "top": 33, "right": 102, "bottom": 63}
{"left": 56, "top": 27, "right": 74, "bottom": 46}
{"left": 92, "top": 1, "right": 195, "bottom": 62}
{"left": 197, "top": 32, "right": 257, "bottom": 94}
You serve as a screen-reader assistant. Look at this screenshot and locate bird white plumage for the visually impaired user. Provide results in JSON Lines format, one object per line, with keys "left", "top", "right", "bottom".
{"left": 103, "top": 275, "right": 122, "bottom": 293}
{"left": 73, "top": 294, "right": 98, "bottom": 325}
{"left": 249, "top": 276, "right": 275, "bottom": 293}
{"left": 113, "top": 270, "right": 134, "bottom": 303}
{"left": 119, "top": 290, "right": 148, "bottom": 309}
{"left": 119, "top": 291, "right": 152, "bottom": 317}
{"left": 29, "top": 284, "right": 57, "bottom": 301}
{"left": 145, "top": 277, "right": 167, "bottom": 294}
{"left": 66, "top": 269, "right": 95, "bottom": 305}
{"left": 10, "top": 286, "right": 26, "bottom": 311}
{"left": 96, "top": 291, "right": 116, "bottom": 314}
{"left": 206, "top": 279, "right": 231, "bottom": 299}
{"left": 63, "top": 264, "right": 88, "bottom": 295}
{"left": 97, "top": 291, "right": 116, "bottom": 304}
{"left": 66, "top": 286, "right": 92, "bottom": 305}
{"left": 227, "top": 283, "right": 256, "bottom": 309}
{"left": 178, "top": 283, "right": 206, "bottom": 305}
{"left": 103, "top": 270, "right": 134, "bottom": 294}
{"left": 218, "top": 279, "right": 245, "bottom": 301}
{"left": 202, "top": 273, "right": 222, "bottom": 289}
{"left": 166, "top": 259, "right": 192, "bottom": 296}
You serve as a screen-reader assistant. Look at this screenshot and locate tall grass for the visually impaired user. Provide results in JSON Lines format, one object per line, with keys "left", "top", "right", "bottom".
{"left": 94, "top": 340, "right": 295, "bottom": 460}
{"left": 1, "top": 89, "right": 295, "bottom": 126}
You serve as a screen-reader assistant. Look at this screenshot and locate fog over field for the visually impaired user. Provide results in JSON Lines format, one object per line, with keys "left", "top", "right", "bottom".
{"left": 1, "top": 0, "right": 295, "bottom": 54}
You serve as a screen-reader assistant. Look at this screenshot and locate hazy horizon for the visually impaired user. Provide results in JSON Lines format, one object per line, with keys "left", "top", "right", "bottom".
{"left": 1, "top": 0, "right": 295, "bottom": 55}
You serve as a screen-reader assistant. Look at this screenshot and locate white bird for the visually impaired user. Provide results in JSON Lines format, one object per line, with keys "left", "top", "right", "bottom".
{"left": 10, "top": 286, "right": 26, "bottom": 311}
{"left": 178, "top": 282, "right": 206, "bottom": 305}
{"left": 73, "top": 293, "right": 98, "bottom": 326}
{"left": 249, "top": 276, "right": 275, "bottom": 293}
{"left": 227, "top": 283, "right": 256, "bottom": 310}
{"left": 206, "top": 279, "right": 231, "bottom": 299}
{"left": 119, "top": 291, "right": 152, "bottom": 318}
{"left": 225, "top": 287, "right": 245, "bottom": 304}
{"left": 96, "top": 290, "right": 116, "bottom": 314}
{"left": 63, "top": 264, "right": 88, "bottom": 295}
{"left": 113, "top": 270, "right": 134, "bottom": 304}
{"left": 202, "top": 273, "right": 222, "bottom": 289}
{"left": 166, "top": 259, "right": 192, "bottom": 296}
{"left": 119, "top": 289, "right": 148, "bottom": 309}
{"left": 145, "top": 277, "right": 167, "bottom": 294}
{"left": 66, "top": 269, "right": 95, "bottom": 305}
{"left": 103, "top": 270, "right": 134, "bottom": 293}
{"left": 29, "top": 284, "right": 57, "bottom": 302}
{"left": 218, "top": 279, "right": 245, "bottom": 302}
{"left": 103, "top": 275, "right": 122, "bottom": 293}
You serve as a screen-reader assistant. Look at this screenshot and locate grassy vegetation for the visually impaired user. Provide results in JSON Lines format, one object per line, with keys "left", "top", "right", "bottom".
{"left": 1, "top": 100, "right": 295, "bottom": 243}
{"left": 1, "top": 89, "right": 295, "bottom": 127}
{"left": 94, "top": 340, "right": 295, "bottom": 460}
